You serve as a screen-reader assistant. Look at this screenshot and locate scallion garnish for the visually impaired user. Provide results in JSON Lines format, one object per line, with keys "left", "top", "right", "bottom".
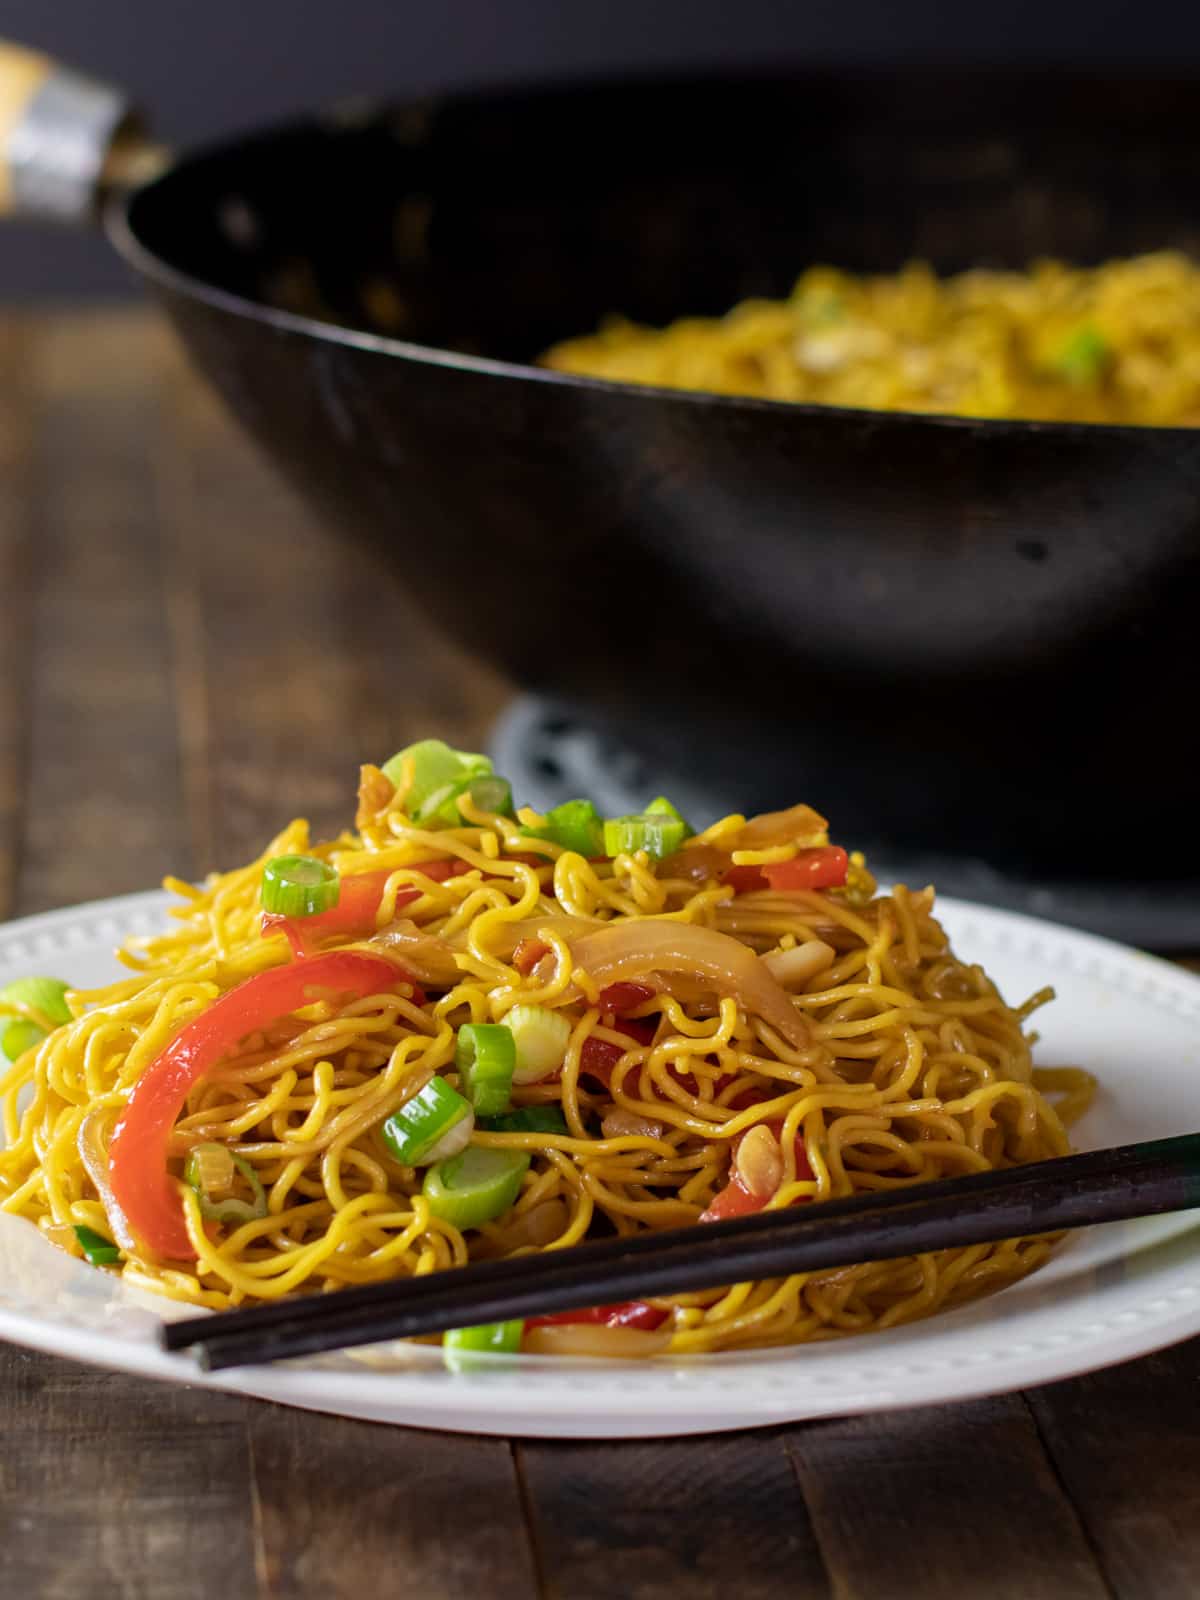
{"left": 261, "top": 855, "right": 340, "bottom": 918}
{"left": 1056, "top": 326, "right": 1109, "bottom": 385}
{"left": 478, "top": 1105, "right": 570, "bottom": 1136}
{"left": 422, "top": 1146, "right": 530, "bottom": 1229}
{"left": 602, "top": 809, "right": 688, "bottom": 861}
{"left": 507, "top": 1005, "right": 572, "bottom": 1084}
{"left": 419, "top": 774, "right": 515, "bottom": 827}
{"left": 381, "top": 740, "right": 493, "bottom": 819}
{"left": 519, "top": 797, "right": 605, "bottom": 856}
{"left": 645, "top": 795, "right": 693, "bottom": 837}
{"left": 443, "top": 1319, "right": 524, "bottom": 1362}
{"left": 456, "top": 1023, "right": 517, "bottom": 1117}
{"left": 72, "top": 1224, "right": 121, "bottom": 1266}
{"left": 184, "top": 1142, "right": 268, "bottom": 1224}
{"left": 1, "top": 976, "right": 72, "bottom": 1063}
{"left": 381, "top": 1077, "right": 474, "bottom": 1166}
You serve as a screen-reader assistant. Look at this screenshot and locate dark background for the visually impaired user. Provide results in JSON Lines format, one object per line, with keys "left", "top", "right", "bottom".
{"left": 5, "top": 0, "right": 1200, "bottom": 298}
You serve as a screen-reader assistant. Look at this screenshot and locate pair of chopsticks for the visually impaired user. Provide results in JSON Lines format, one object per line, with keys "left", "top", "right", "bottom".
{"left": 162, "top": 1132, "right": 1200, "bottom": 1371}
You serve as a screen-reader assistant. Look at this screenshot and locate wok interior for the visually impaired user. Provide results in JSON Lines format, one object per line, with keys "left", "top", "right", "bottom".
{"left": 128, "top": 71, "right": 1200, "bottom": 363}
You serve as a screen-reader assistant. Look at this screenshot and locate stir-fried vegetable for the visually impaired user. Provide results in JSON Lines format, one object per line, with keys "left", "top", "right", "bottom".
{"left": 260, "top": 855, "right": 340, "bottom": 918}
{"left": 381, "top": 739, "right": 495, "bottom": 825}
{"left": 527, "top": 1301, "right": 668, "bottom": 1332}
{"left": 381, "top": 1077, "right": 474, "bottom": 1166}
{"left": 184, "top": 1142, "right": 268, "bottom": 1224}
{"left": 72, "top": 1224, "right": 121, "bottom": 1266}
{"left": 422, "top": 1146, "right": 530, "bottom": 1228}
{"left": 263, "top": 861, "right": 462, "bottom": 958}
{"left": 519, "top": 797, "right": 605, "bottom": 856}
{"left": 108, "top": 950, "right": 406, "bottom": 1260}
{"left": 443, "top": 1319, "right": 524, "bottom": 1355}
{"left": 724, "top": 846, "right": 849, "bottom": 895}
{"left": 508, "top": 1005, "right": 572, "bottom": 1084}
{"left": 1, "top": 975, "right": 72, "bottom": 1063}
{"left": 478, "top": 1105, "right": 569, "bottom": 1136}
{"left": 603, "top": 810, "right": 687, "bottom": 861}
{"left": 455, "top": 1023, "right": 517, "bottom": 1116}
{"left": 569, "top": 922, "right": 809, "bottom": 1048}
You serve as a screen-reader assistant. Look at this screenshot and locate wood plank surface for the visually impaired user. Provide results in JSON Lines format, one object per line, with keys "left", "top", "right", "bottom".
{"left": 515, "top": 1431, "right": 829, "bottom": 1600}
{"left": 786, "top": 1395, "right": 1114, "bottom": 1600}
{"left": 2, "top": 307, "right": 1198, "bottom": 1600}
{"left": 1027, "top": 1340, "right": 1200, "bottom": 1600}
{"left": 249, "top": 1410, "right": 538, "bottom": 1599}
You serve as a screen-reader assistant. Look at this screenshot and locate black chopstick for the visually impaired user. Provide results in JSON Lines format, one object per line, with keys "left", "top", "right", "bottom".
{"left": 162, "top": 1132, "right": 1200, "bottom": 1371}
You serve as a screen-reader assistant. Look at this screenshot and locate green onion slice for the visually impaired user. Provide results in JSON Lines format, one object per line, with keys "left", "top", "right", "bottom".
{"left": 381, "top": 1077, "right": 474, "bottom": 1166}
{"left": 602, "top": 810, "right": 688, "bottom": 861}
{"left": 456, "top": 1023, "right": 516, "bottom": 1117}
{"left": 423, "top": 1146, "right": 530, "bottom": 1229}
{"left": 645, "top": 795, "right": 693, "bottom": 838}
{"left": 507, "top": 1005, "right": 572, "bottom": 1084}
{"left": 443, "top": 1319, "right": 524, "bottom": 1371}
{"left": 519, "top": 797, "right": 605, "bottom": 857}
{"left": 73, "top": 1224, "right": 121, "bottom": 1266}
{"left": 381, "top": 740, "right": 493, "bottom": 819}
{"left": 419, "top": 774, "right": 515, "bottom": 828}
{"left": 261, "top": 855, "right": 340, "bottom": 918}
{"left": 1, "top": 1019, "right": 48, "bottom": 1063}
{"left": 478, "top": 1105, "right": 570, "bottom": 1136}
{"left": 1, "top": 976, "right": 73, "bottom": 1063}
{"left": 1056, "top": 326, "right": 1109, "bottom": 384}
{"left": 184, "top": 1142, "right": 268, "bottom": 1224}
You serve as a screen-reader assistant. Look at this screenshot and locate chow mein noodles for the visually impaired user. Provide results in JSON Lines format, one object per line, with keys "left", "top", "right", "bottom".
{"left": 0, "top": 742, "right": 1095, "bottom": 1358}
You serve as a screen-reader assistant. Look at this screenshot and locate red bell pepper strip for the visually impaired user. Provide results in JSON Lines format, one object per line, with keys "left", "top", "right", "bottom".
{"left": 263, "top": 859, "right": 464, "bottom": 957}
{"left": 513, "top": 938, "right": 550, "bottom": 975}
{"left": 699, "top": 1120, "right": 815, "bottom": 1223}
{"left": 578, "top": 1017, "right": 659, "bottom": 1086}
{"left": 596, "top": 981, "right": 656, "bottom": 1016}
{"left": 527, "top": 1301, "right": 668, "bottom": 1331}
{"left": 108, "top": 951, "right": 407, "bottom": 1261}
{"left": 723, "top": 846, "right": 849, "bottom": 895}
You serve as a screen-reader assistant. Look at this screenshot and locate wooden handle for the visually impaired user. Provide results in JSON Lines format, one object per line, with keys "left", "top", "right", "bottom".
{"left": 0, "top": 39, "right": 148, "bottom": 222}
{"left": 0, "top": 43, "right": 52, "bottom": 213}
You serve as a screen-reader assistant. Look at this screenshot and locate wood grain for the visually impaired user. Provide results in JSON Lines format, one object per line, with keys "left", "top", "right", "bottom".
{"left": 249, "top": 1409, "right": 537, "bottom": 1599}
{"left": 516, "top": 1431, "right": 829, "bottom": 1600}
{"left": 15, "top": 311, "right": 191, "bottom": 913}
{"left": 0, "top": 1350, "right": 258, "bottom": 1600}
{"left": 0, "top": 314, "right": 34, "bottom": 921}
{"left": 1027, "top": 1339, "right": 1200, "bottom": 1600}
{"left": 785, "top": 1395, "right": 1113, "bottom": 1600}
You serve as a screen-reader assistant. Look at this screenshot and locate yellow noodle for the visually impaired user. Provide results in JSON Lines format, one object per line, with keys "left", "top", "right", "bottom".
{"left": 0, "top": 783, "right": 1097, "bottom": 1356}
{"left": 544, "top": 252, "right": 1200, "bottom": 426}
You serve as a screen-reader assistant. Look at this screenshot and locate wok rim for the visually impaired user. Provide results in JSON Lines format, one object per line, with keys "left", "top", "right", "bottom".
{"left": 104, "top": 100, "right": 1200, "bottom": 447}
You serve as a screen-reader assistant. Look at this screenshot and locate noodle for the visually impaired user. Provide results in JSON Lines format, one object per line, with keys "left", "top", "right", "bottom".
{"left": 0, "top": 770, "right": 1096, "bottom": 1355}
{"left": 543, "top": 251, "right": 1200, "bottom": 426}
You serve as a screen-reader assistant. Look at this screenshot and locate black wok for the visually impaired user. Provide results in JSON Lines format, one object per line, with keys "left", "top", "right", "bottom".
{"left": 5, "top": 45, "right": 1200, "bottom": 881}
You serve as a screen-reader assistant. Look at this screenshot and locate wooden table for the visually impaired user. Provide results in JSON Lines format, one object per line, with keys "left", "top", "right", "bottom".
{"left": 2, "top": 308, "right": 1198, "bottom": 1600}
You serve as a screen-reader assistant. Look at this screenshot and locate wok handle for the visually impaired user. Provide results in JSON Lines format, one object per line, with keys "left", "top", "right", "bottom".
{"left": 0, "top": 40, "right": 166, "bottom": 223}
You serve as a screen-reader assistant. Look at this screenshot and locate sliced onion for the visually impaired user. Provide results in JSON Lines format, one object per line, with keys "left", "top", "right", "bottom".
{"left": 77, "top": 1108, "right": 138, "bottom": 1254}
{"left": 568, "top": 922, "right": 809, "bottom": 1049}
{"left": 601, "top": 1108, "right": 665, "bottom": 1141}
{"left": 521, "top": 1323, "right": 671, "bottom": 1359}
{"left": 656, "top": 844, "right": 729, "bottom": 884}
{"left": 762, "top": 939, "right": 837, "bottom": 989}
{"left": 728, "top": 804, "right": 829, "bottom": 851}
{"left": 367, "top": 920, "right": 462, "bottom": 987}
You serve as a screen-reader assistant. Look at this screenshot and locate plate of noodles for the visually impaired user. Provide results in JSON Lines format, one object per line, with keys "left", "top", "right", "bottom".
{"left": 2, "top": 741, "right": 1200, "bottom": 1438}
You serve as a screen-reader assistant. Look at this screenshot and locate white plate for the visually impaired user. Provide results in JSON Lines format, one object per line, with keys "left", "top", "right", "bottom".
{"left": 2, "top": 889, "right": 1199, "bottom": 1437}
